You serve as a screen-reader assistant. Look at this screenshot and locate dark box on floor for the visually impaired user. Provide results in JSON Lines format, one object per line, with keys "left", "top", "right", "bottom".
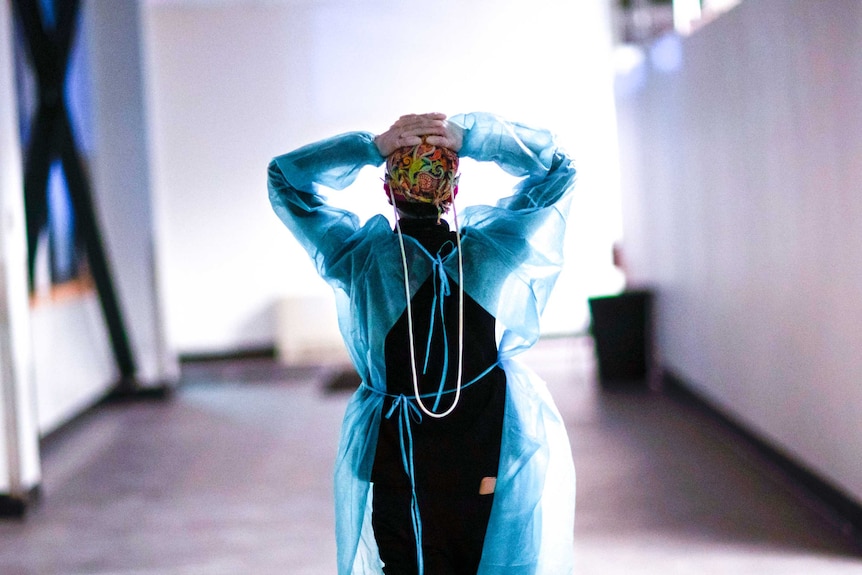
{"left": 588, "top": 290, "right": 653, "bottom": 387}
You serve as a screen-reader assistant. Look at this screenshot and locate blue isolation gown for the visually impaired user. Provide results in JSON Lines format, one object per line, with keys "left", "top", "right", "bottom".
{"left": 268, "top": 112, "right": 577, "bottom": 574}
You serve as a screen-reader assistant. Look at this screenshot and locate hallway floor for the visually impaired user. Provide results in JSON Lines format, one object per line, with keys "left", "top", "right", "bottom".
{"left": 1, "top": 337, "right": 860, "bottom": 574}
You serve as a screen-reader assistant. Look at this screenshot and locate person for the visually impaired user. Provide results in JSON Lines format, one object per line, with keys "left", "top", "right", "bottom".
{"left": 268, "top": 112, "right": 577, "bottom": 575}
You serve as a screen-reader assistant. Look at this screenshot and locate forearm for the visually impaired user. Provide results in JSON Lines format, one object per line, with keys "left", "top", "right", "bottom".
{"left": 269, "top": 131, "right": 383, "bottom": 195}
{"left": 268, "top": 131, "right": 382, "bottom": 279}
{"left": 451, "top": 113, "right": 559, "bottom": 176}
{"left": 451, "top": 112, "right": 576, "bottom": 211}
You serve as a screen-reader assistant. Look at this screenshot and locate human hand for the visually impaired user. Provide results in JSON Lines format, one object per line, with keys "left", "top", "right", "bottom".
{"left": 375, "top": 113, "right": 463, "bottom": 157}
{"left": 424, "top": 118, "right": 463, "bottom": 153}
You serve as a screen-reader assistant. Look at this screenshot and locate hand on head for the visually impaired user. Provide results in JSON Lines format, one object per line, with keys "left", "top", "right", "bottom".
{"left": 375, "top": 113, "right": 463, "bottom": 157}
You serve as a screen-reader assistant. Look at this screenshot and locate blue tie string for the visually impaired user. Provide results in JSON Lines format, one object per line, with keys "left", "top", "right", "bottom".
{"left": 423, "top": 251, "right": 453, "bottom": 412}
{"left": 385, "top": 395, "right": 425, "bottom": 574}
{"left": 376, "top": 360, "right": 500, "bottom": 575}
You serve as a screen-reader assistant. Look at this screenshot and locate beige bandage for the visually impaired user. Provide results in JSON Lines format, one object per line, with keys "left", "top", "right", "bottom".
{"left": 479, "top": 476, "right": 497, "bottom": 495}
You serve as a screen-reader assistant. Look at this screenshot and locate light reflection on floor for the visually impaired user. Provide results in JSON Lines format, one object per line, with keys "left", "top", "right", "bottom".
{"left": 0, "top": 337, "right": 859, "bottom": 574}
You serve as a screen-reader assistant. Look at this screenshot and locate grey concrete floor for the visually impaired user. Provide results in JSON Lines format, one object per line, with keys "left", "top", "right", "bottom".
{"left": 0, "top": 337, "right": 860, "bottom": 574}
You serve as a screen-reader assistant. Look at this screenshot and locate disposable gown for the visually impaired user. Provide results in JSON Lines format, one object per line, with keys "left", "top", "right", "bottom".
{"left": 268, "top": 112, "right": 577, "bottom": 574}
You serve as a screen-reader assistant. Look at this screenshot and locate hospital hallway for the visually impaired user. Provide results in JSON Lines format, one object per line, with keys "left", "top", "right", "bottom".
{"left": 1, "top": 336, "right": 860, "bottom": 575}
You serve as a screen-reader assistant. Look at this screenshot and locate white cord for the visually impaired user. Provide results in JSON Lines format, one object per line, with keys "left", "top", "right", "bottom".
{"left": 390, "top": 197, "right": 464, "bottom": 419}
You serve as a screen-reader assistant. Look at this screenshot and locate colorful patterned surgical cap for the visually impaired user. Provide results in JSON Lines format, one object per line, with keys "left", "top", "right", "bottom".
{"left": 384, "top": 143, "right": 459, "bottom": 214}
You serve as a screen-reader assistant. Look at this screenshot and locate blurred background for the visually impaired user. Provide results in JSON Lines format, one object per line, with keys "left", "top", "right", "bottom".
{"left": 2, "top": 0, "right": 861, "bottom": 572}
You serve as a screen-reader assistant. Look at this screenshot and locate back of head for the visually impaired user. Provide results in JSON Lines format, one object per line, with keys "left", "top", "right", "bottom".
{"left": 384, "top": 143, "right": 459, "bottom": 217}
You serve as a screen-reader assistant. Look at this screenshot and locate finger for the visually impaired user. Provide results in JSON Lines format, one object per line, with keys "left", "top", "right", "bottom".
{"left": 398, "top": 124, "right": 448, "bottom": 138}
{"left": 397, "top": 134, "right": 424, "bottom": 147}
{"left": 423, "top": 135, "right": 455, "bottom": 148}
{"left": 425, "top": 138, "right": 462, "bottom": 153}
{"left": 383, "top": 132, "right": 424, "bottom": 152}
{"left": 397, "top": 112, "right": 446, "bottom": 123}
{"left": 420, "top": 112, "right": 447, "bottom": 121}
{"left": 394, "top": 120, "right": 446, "bottom": 135}
{"left": 393, "top": 114, "right": 446, "bottom": 130}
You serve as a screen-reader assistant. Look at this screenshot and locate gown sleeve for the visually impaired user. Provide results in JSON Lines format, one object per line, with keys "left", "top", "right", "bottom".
{"left": 267, "top": 131, "right": 385, "bottom": 286}
{"left": 453, "top": 111, "right": 574, "bottom": 214}
{"left": 449, "top": 113, "right": 578, "bottom": 575}
{"left": 448, "top": 112, "right": 577, "bottom": 356}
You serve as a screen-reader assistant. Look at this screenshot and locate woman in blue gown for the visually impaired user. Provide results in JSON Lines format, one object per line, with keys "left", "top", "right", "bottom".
{"left": 268, "top": 112, "right": 577, "bottom": 574}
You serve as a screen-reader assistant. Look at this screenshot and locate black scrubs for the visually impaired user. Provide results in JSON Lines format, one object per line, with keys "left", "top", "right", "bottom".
{"left": 371, "top": 218, "right": 506, "bottom": 575}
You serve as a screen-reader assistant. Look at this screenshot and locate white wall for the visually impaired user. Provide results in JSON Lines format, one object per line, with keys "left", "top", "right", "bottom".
{"left": 86, "top": 0, "right": 178, "bottom": 386}
{"left": 0, "top": 0, "right": 41, "bottom": 495}
{"left": 26, "top": 0, "right": 177, "bottom": 435}
{"left": 616, "top": 0, "right": 862, "bottom": 502}
{"left": 141, "top": 0, "right": 626, "bottom": 355}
